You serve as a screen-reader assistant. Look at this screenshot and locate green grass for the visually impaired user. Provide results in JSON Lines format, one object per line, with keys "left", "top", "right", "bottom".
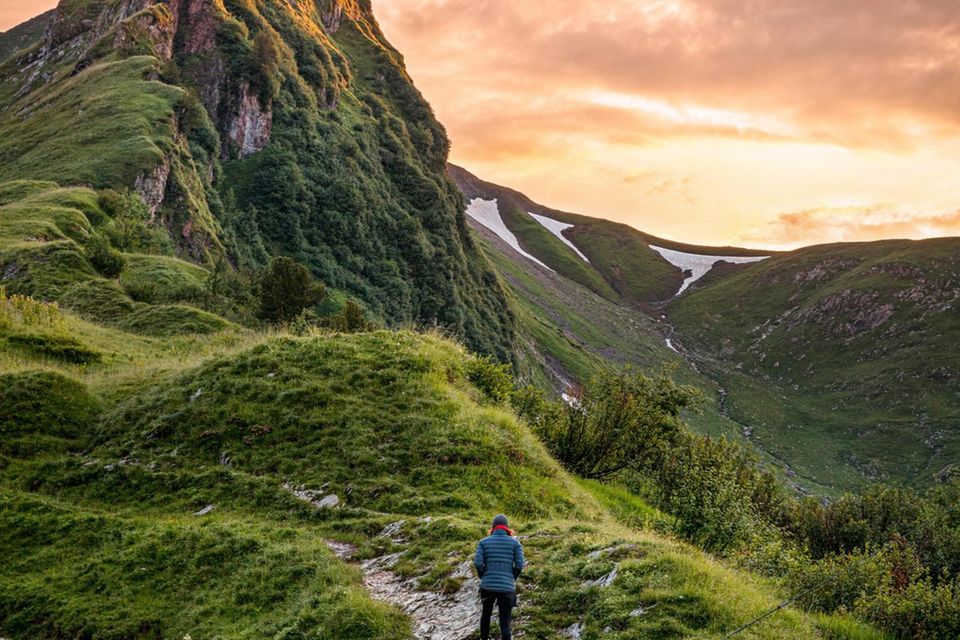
{"left": 119, "top": 253, "right": 209, "bottom": 304}
{"left": 668, "top": 238, "right": 960, "bottom": 492}
{"left": 118, "top": 303, "right": 232, "bottom": 336}
{"left": 0, "top": 57, "right": 182, "bottom": 190}
{"left": 0, "top": 316, "right": 884, "bottom": 639}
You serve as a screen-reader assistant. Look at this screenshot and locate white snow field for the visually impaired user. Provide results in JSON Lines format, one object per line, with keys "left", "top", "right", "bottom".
{"left": 465, "top": 198, "right": 552, "bottom": 271}
{"left": 649, "top": 245, "right": 769, "bottom": 295}
{"left": 529, "top": 212, "right": 590, "bottom": 263}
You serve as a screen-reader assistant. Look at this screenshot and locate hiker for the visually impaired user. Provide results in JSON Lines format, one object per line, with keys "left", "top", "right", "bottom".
{"left": 474, "top": 514, "right": 525, "bottom": 640}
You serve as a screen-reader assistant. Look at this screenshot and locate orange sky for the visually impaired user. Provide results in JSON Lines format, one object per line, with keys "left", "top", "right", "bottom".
{"left": 5, "top": 1, "right": 960, "bottom": 248}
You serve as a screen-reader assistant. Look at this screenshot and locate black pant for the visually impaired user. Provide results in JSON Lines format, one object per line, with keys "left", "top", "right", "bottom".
{"left": 480, "top": 588, "right": 516, "bottom": 640}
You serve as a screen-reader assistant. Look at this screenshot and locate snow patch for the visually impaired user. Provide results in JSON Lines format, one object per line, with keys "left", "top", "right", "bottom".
{"left": 665, "top": 338, "right": 678, "bottom": 353}
{"left": 529, "top": 212, "right": 590, "bottom": 263}
{"left": 465, "top": 198, "right": 552, "bottom": 271}
{"left": 649, "top": 245, "right": 769, "bottom": 295}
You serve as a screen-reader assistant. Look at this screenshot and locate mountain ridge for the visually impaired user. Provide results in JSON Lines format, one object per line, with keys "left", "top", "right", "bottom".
{"left": 0, "top": 0, "right": 517, "bottom": 359}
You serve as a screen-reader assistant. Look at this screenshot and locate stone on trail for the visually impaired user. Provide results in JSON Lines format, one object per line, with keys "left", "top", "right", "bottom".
{"left": 361, "top": 556, "right": 481, "bottom": 640}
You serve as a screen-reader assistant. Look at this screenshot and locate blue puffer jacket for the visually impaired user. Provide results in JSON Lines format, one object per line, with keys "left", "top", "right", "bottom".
{"left": 474, "top": 529, "right": 525, "bottom": 592}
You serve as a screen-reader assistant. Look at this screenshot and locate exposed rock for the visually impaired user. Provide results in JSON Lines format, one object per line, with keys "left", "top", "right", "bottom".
{"left": 226, "top": 81, "right": 273, "bottom": 157}
{"left": 283, "top": 482, "right": 340, "bottom": 509}
{"left": 317, "top": 494, "right": 340, "bottom": 508}
{"left": 313, "top": 0, "right": 364, "bottom": 34}
{"left": 193, "top": 504, "right": 215, "bottom": 516}
{"left": 380, "top": 519, "right": 407, "bottom": 542}
{"left": 324, "top": 540, "right": 357, "bottom": 560}
{"left": 174, "top": 0, "right": 220, "bottom": 54}
{"left": 563, "top": 622, "right": 584, "bottom": 638}
{"left": 361, "top": 555, "right": 481, "bottom": 640}
{"left": 111, "top": 5, "right": 176, "bottom": 60}
{"left": 586, "top": 564, "right": 618, "bottom": 588}
{"left": 786, "top": 289, "right": 895, "bottom": 340}
{"left": 630, "top": 604, "right": 656, "bottom": 617}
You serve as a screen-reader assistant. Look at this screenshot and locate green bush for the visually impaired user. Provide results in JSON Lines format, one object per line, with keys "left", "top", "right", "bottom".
{"left": 85, "top": 235, "right": 126, "bottom": 278}
{"left": 464, "top": 355, "right": 514, "bottom": 404}
{"left": 258, "top": 256, "right": 326, "bottom": 324}
{"left": 539, "top": 370, "right": 694, "bottom": 481}
{"left": 99, "top": 189, "right": 172, "bottom": 255}
{"left": 326, "top": 299, "right": 374, "bottom": 334}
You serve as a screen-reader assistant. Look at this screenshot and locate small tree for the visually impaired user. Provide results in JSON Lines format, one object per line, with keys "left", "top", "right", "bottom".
{"left": 327, "top": 299, "right": 373, "bottom": 334}
{"left": 258, "top": 256, "right": 325, "bottom": 323}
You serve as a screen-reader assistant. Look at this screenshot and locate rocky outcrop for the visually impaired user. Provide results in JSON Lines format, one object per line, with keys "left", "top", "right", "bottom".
{"left": 361, "top": 554, "right": 481, "bottom": 640}
{"left": 311, "top": 0, "right": 365, "bottom": 34}
{"left": 111, "top": 5, "right": 176, "bottom": 60}
{"left": 169, "top": 0, "right": 219, "bottom": 54}
{"left": 226, "top": 82, "right": 273, "bottom": 157}
{"left": 134, "top": 154, "right": 172, "bottom": 221}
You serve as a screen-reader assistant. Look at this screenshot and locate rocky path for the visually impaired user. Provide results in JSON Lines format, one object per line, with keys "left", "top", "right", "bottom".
{"left": 325, "top": 539, "right": 482, "bottom": 640}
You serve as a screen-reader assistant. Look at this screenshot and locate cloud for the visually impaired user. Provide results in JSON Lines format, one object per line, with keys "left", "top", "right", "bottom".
{"left": 748, "top": 205, "right": 960, "bottom": 246}
{"left": 378, "top": 0, "right": 960, "bottom": 151}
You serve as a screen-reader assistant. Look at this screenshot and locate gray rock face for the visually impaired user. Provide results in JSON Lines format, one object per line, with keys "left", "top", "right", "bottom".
{"left": 361, "top": 555, "right": 481, "bottom": 640}
{"left": 226, "top": 81, "right": 273, "bottom": 158}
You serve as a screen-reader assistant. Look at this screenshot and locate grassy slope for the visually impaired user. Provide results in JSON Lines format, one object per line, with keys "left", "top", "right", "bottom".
{"left": 0, "top": 56, "right": 181, "bottom": 189}
{"left": 0, "top": 181, "right": 229, "bottom": 342}
{"left": 668, "top": 239, "right": 960, "bottom": 492}
{"left": 472, "top": 223, "right": 778, "bottom": 458}
{"left": 0, "top": 307, "right": 882, "bottom": 639}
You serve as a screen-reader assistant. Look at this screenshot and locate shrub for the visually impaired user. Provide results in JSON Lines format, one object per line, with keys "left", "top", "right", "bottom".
{"left": 99, "top": 188, "right": 172, "bottom": 254}
{"left": 326, "top": 299, "right": 374, "bottom": 334}
{"left": 258, "top": 256, "right": 326, "bottom": 324}
{"left": 85, "top": 235, "right": 126, "bottom": 278}
{"left": 0, "top": 287, "right": 67, "bottom": 332}
{"left": 464, "top": 355, "right": 513, "bottom": 404}
{"left": 540, "top": 370, "right": 695, "bottom": 481}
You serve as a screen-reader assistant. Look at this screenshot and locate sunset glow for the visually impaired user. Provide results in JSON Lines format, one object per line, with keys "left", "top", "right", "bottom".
{"left": 5, "top": 0, "right": 959, "bottom": 248}
{"left": 373, "top": 0, "right": 960, "bottom": 248}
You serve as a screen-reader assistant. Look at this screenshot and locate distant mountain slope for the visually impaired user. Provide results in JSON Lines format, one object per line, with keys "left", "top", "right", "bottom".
{"left": 450, "top": 164, "right": 771, "bottom": 305}
{"left": 0, "top": 0, "right": 515, "bottom": 359}
{"left": 0, "top": 10, "right": 54, "bottom": 62}
{"left": 452, "top": 167, "right": 960, "bottom": 494}
{"left": 669, "top": 238, "right": 960, "bottom": 489}
{"left": 452, "top": 169, "right": 797, "bottom": 479}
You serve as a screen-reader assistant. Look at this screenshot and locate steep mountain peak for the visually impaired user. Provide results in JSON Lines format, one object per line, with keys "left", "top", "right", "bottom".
{"left": 0, "top": 0, "right": 517, "bottom": 358}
